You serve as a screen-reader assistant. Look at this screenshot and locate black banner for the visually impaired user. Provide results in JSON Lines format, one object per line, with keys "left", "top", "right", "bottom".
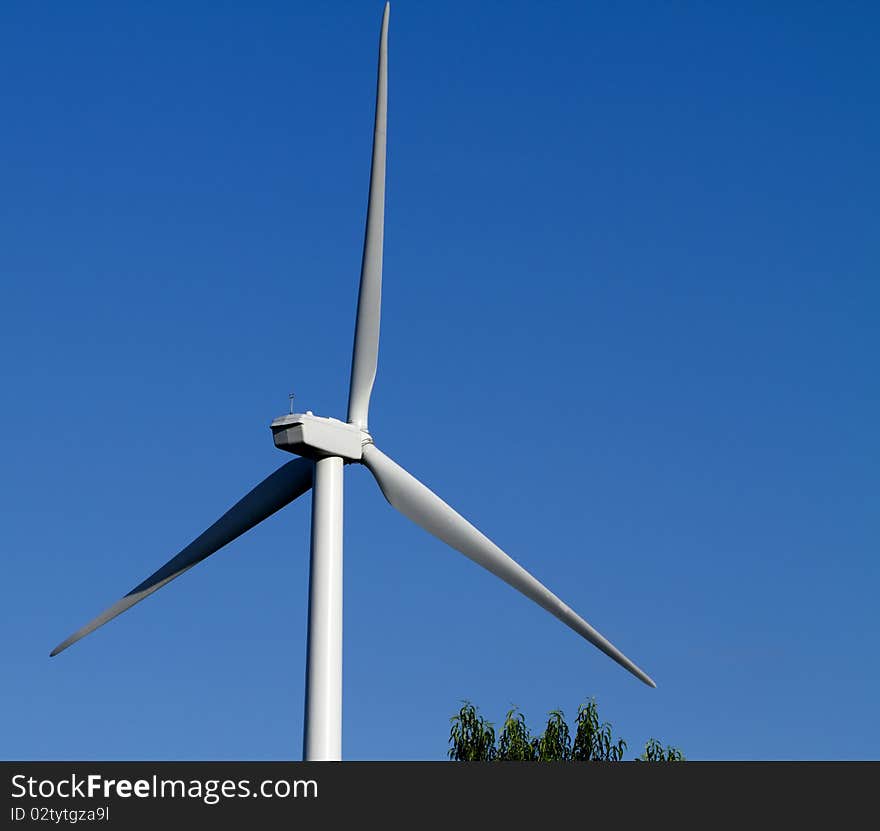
{"left": 1, "top": 762, "right": 875, "bottom": 827}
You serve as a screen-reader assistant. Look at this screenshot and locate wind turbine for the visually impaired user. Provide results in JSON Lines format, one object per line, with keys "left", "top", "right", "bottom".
{"left": 50, "top": 3, "right": 655, "bottom": 761}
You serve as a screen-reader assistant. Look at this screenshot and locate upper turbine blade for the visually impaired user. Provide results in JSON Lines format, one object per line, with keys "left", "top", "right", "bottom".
{"left": 50, "top": 457, "right": 314, "bottom": 656}
{"left": 361, "top": 444, "right": 656, "bottom": 687}
{"left": 347, "top": 2, "right": 390, "bottom": 430}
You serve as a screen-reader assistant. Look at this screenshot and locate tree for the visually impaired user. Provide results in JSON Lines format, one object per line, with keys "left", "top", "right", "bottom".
{"left": 637, "top": 737, "right": 686, "bottom": 762}
{"left": 534, "top": 709, "right": 572, "bottom": 761}
{"left": 448, "top": 700, "right": 684, "bottom": 762}
{"left": 572, "top": 699, "right": 627, "bottom": 761}
{"left": 448, "top": 702, "right": 496, "bottom": 761}
{"left": 497, "top": 708, "right": 536, "bottom": 761}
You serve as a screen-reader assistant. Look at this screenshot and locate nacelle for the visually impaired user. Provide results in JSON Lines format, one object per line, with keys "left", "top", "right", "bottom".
{"left": 271, "top": 412, "right": 366, "bottom": 462}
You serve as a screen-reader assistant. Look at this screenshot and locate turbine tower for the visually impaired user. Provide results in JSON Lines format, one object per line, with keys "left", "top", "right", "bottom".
{"left": 51, "top": 3, "right": 655, "bottom": 762}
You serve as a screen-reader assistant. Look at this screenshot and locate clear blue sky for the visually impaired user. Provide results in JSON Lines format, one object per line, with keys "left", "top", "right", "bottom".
{"left": 2, "top": 1, "right": 877, "bottom": 760}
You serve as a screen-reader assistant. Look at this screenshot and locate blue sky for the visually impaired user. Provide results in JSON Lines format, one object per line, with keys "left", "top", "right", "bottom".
{"left": 2, "top": 1, "right": 878, "bottom": 760}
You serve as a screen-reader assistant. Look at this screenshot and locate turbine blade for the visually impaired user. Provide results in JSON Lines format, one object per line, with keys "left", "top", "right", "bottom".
{"left": 347, "top": 2, "right": 390, "bottom": 430}
{"left": 50, "top": 458, "right": 314, "bottom": 656}
{"left": 361, "top": 444, "right": 656, "bottom": 687}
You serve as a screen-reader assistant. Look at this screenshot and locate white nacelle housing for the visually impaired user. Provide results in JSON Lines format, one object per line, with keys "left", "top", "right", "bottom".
{"left": 271, "top": 413, "right": 365, "bottom": 461}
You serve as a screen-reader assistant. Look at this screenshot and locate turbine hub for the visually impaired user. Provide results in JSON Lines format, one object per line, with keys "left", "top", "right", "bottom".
{"left": 271, "top": 412, "right": 369, "bottom": 462}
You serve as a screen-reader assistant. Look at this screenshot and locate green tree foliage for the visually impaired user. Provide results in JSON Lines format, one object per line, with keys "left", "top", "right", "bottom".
{"left": 572, "top": 698, "right": 627, "bottom": 761}
{"left": 448, "top": 700, "right": 683, "bottom": 762}
{"left": 497, "top": 708, "right": 536, "bottom": 761}
{"left": 448, "top": 702, "right": 496, "bottom": 761}
{"left": 637, "top": 737, "right": 686, "bottom": 762}
{"left": 535, "top": 709, "right": 572, "bottom": 761}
